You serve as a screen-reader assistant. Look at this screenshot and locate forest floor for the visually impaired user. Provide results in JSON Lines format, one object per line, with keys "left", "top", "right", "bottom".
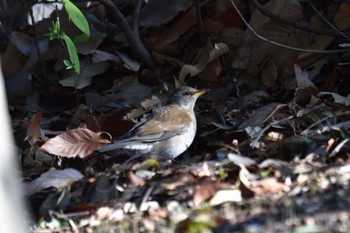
{"left": 4, "top": 0, "right": 350, "bottom": 232}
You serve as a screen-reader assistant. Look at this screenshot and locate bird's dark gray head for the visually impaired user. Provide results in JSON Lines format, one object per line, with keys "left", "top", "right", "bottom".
{"left": 168, "top": 86, "right": 206, "bottom": 110}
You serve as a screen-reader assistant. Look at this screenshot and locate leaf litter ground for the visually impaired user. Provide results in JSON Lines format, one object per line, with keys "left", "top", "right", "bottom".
{"left": 6, "top": 0, "right": 350, "bottom": 232}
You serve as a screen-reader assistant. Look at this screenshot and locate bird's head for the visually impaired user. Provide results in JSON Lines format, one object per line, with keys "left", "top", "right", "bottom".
{"left": 169, "top": 86, "right": 207, "bottom": 110}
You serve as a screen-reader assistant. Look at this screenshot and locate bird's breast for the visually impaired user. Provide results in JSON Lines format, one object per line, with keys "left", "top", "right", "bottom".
{"left": 154, "top": 119, "right": 197, "bottom": 159}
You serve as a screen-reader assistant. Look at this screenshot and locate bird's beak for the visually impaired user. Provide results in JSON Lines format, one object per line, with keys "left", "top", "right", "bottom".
{"left": 193, "top": 89, "right": 208, "bottom": 97}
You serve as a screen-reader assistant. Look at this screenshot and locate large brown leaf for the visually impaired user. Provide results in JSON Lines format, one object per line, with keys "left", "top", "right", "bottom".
{"left": 40, "top": 128, "right": 110, "bottom": 158}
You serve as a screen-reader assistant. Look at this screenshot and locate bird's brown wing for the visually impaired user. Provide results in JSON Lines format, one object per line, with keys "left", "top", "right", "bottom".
{"left": 120, "top": 105, "right": 193, "bottom": 143}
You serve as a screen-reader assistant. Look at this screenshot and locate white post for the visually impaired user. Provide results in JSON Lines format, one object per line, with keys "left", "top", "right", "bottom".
{"left": 0, "top": 57, "right": 28, "bottom": 233}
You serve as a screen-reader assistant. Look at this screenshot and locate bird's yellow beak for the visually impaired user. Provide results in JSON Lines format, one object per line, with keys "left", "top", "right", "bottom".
{"left": 193, "top": 89, "right": 208, "bottom": 97}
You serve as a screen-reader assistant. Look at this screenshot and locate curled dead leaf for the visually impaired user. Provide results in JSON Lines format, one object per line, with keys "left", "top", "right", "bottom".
{"left": 239, "top": 166, "right": 290, "bottom": 196}
{"left": 26, "top": 111, "right": 43, "bottom": 146}
{"left": 179, "top": 42, "right": 229, "bottom": 83}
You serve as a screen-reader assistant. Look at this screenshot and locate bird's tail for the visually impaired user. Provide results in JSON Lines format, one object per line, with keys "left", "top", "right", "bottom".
{"left": 98, "top": 142, "right": 127, "bottom": 152}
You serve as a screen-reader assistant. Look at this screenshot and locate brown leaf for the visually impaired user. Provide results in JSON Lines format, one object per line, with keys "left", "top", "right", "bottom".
{"left": 40, "top": 128, "right": 110, "bottom": 158}
{"left": 251, "top": 177, "right": 290, "bottom": 195}
{"left": 239, "top": 166, "right": 289, "bottom": 196}
{"left": 193, "top": 181, "right": 231, "bottom": 207}
{"left": 26, "top": 111, "right": 43, "bottom": 146}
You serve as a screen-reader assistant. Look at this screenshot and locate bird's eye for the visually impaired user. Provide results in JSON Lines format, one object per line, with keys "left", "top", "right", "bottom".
{"left": 184, "top": 91, "right": 191, "bottom": 95}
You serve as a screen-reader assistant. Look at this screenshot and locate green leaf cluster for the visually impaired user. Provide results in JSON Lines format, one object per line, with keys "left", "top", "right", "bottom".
{"left": 48, "top": 0, "right": 90, "bottom": 74}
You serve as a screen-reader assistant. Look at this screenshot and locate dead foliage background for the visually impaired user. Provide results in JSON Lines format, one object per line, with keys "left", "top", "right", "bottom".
{"left": 2, "top": 0, "right": 350, "bottom": 232}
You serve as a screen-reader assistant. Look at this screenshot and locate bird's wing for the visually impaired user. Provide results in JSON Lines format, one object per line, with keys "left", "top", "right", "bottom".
{"left": 120, "top": 105, "right": 193, "bottom": 143}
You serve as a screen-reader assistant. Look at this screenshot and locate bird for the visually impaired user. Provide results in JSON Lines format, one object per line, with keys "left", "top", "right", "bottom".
{"left": 98, "top": 86, "right": 207, "bottom": 159}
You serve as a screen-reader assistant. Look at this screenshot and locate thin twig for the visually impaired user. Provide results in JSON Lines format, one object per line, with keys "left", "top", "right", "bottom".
{"left": 229, "top": 0, "right": 350, "bottom": 53}
{"left": 307, "top": 0, "right": 350, "bottom": 41}
{"left": 300, "top": 115, "right": 334, "bottom": 135}
{"left": 138, "top": 182, "right": 156, "bottom": 216}
{"left": 249, "top": 0, "right": 350, "bottom": 38}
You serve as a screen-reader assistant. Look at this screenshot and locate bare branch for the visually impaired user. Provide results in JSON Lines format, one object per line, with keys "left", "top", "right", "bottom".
{"left": 98, "top": 0, "right": 156, "bottom": 69}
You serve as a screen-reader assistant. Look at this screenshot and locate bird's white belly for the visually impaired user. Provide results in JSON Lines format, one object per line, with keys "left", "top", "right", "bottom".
{"left": 158, "top": 121, "right": 197, "bottom": 158}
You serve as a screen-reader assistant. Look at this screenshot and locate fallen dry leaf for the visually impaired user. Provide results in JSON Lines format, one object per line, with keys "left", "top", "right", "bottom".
{"left": 239, "top": 166, "right": 290, "bottom": 196}
{"left": 193, "top": 181, "right": 231, "bottom": 207}
{"left": 40, "top": 128, "right": 110, "bottom": 158}
{"left": 251, "top": 177, "right": 290, "bottom": 195}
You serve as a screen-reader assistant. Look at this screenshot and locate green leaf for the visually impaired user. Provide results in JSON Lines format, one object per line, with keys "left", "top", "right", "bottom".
{"left": 73, "top": 33, "right": 90, "bottom": 43}
{"left": 260, "top": 168, "right": 271, "bottom": 178}
{"left": 62, "top": 34, "right": 80, "bottom": 73}
{"left": 340, "top": 129, "right": 347, "bottom": 139}
{"left": 63, "top": 59, "right": 74, "bottom": 70}
{"left": 303, "top": 136, "right": 312, "bottom": 144}
{"left": 62, "top": 0, "right": 90, "bottom": 37}
{"left": 63, "top": 59, "right": 72, "bottom": 67}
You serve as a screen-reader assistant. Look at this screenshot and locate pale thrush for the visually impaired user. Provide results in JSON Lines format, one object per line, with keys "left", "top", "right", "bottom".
{"left": 98, "top": 86, "right": 206, "bottom": 159}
